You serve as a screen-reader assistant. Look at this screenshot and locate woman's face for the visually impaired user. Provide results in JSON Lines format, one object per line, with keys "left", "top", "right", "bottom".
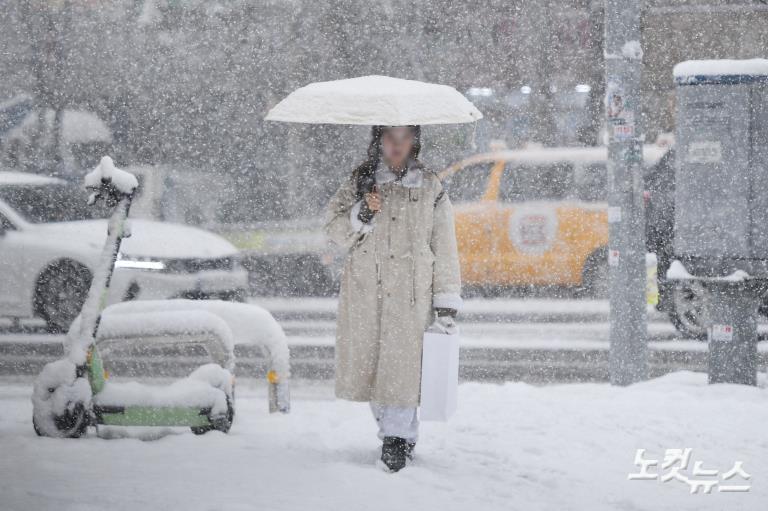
{"left": 380, "top": 127, "right": 415, "bottom": 169}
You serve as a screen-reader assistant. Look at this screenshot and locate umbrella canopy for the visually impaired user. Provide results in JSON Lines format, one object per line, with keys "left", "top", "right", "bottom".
{"left": 265, "top": 75, "right": 483, "bottom": 125}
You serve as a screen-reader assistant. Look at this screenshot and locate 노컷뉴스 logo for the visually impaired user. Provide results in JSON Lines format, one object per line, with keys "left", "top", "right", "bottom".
{"left": 628, "top": 448, "right": 751, "bottom": 494}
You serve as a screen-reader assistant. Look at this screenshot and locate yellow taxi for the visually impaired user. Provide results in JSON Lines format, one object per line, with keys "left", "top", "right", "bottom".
{"left": 439, "top": 145, "right": 667, "bottom": 296}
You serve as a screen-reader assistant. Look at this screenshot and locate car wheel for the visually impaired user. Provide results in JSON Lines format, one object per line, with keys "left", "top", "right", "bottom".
{"left": 35, "top": 262, "right": 92, "bottom": 334}
{"left": 668, "top": 281, "right": 708, "bottom": 340}
{"left": 581, "top": 249, "right": 609, "bottom": 298}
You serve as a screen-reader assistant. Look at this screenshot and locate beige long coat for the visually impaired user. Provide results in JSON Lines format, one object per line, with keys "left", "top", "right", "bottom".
{"left": 324, "top": 163, "right": 462, "bottom": 407}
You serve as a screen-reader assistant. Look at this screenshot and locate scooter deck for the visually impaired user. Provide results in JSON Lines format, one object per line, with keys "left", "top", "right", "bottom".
{"left": 93, "top": 404, "right": 213, "bottom": 427}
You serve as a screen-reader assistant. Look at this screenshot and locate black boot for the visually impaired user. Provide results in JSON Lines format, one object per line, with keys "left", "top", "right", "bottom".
{"left": 405, "top": 442, "right": 416, "bottom": 460}
{"left": 380, "top": 436, "right": 409, "bottom": 472}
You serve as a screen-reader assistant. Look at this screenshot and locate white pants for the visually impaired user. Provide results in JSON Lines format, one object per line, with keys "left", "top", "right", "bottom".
{"left": 370, "top": 402, "right": 419, "bottom": 443}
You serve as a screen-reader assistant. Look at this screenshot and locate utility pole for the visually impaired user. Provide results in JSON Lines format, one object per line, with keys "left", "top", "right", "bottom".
{"left": 533, "top": 0, "right": 558, "bottom": 146}
{"left": 22, "top": 0, "right": 71, "bottom": 174}
{"left": 604, "top": 0, "right": 648, "bottom": 385}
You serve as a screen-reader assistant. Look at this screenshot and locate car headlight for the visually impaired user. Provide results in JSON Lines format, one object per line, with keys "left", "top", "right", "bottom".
{"left": 114, "top": 253, "right": 166, "bottom": 271}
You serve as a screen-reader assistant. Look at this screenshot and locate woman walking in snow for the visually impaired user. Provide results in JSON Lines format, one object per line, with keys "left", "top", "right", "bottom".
{"left": 324, "top": 125, "right": 462, "bottom": 472}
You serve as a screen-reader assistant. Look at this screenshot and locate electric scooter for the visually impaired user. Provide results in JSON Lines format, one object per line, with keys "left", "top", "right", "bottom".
{"left": 32, "top": 157, "right": 237, "bottom": 437}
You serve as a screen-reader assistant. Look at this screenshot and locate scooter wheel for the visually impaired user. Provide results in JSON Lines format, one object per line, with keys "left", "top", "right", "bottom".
{"left": 34, "top": 402, "right": 89, "bottom": 438}
{"left": 191, "top": 396, "right": 234, "bottom": 435}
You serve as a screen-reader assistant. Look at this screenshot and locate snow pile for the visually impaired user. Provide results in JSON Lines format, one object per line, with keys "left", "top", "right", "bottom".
{"left": 31, "top": 359, "right": 92, "bottom": 437}
{"left": 666, "top": 260, "right": 694, "bottom": 280}
{"left": 674, "top": 58, "right": 768, "bottom": 78}
{"left": 265, "top": 75, "right": 483, "bottom": 125}
{"left": 666, "top": 259, "right": 751, "bottom": 282}
{"left": 188, "top": 363, "right": 235, "bottom": 398}
{"left": 93, "top": 376, "right": 229, "bottom": 416}
{"left": 84, "top": 156, "right": 139, "bottom": 196}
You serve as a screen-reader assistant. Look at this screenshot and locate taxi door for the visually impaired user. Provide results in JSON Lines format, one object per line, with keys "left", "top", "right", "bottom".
{"left": 447, "top": 161, "right": 503, "bottom": 285}
{"left": 489, "top": 162, "right": 574, "bottom": 286}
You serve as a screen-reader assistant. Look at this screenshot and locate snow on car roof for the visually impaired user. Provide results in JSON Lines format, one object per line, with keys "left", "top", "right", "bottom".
{"left": 673, "top": 58, "right": 768, "bottom": 78}
{"left": 440, "top": 145, "right": 668, "bottom": 178}
{"left": 0, "top": 171, "right": 65, "bottom": 186}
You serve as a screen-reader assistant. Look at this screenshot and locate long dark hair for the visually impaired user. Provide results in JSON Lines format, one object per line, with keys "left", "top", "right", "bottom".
{"left": 353, "top": 125, "right": 421, "bottom": 200}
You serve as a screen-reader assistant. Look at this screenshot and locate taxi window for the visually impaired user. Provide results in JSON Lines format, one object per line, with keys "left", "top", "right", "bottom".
{"left": 574, "top": 163, "right": 607, "bottom": 201}
{"left": 499, "top": 162, "right": 574, "bottom": 202}
{"left": 443, "top": 162, "right": 493, "bottom": 202}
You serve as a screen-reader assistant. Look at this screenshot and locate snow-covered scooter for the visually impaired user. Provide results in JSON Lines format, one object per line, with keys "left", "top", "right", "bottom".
{"left": 31, "top": 157, "right": 245, "bottom": 437}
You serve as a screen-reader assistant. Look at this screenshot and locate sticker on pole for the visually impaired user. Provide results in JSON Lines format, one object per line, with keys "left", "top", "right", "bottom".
{"left": 608, "top": 207, "right": 622, "bottom": 223}
{"left": 606, "top": 82, "right": 635, "bottom": 141}
{"left": 685, "top": 141, "right": 722, "bottom": 163}
{"left": 709, "top": 324, "right": 734, "bottom": 342}
{"left": 608, "top": 249, "right": 620, "bottom": 267}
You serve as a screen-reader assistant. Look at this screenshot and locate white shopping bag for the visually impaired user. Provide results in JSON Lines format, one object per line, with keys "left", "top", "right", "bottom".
{"left": 419, "top": 330, "right": 459, "bottom": 421}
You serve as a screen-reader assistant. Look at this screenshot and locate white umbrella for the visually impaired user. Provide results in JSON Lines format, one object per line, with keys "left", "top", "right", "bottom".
{"left": 265, "top": 75, "right": 483, "bottom": 125}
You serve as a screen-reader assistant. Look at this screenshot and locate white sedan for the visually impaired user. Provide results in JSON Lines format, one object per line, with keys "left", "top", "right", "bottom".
{"left": 0, "top": 171, "right": 249, "bottom": 332}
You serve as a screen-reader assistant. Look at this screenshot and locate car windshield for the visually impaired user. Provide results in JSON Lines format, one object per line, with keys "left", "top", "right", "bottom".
{"left": 0, "top": 184, "right": 111, "bottom": 223}
{"left": 499, "top": 162, "right": 575, "bottom": 202}
{"left": 574, "top": 163, "right": 608, "bottom": 201}
{"left": 444, "top": 163, "right": 493, "bottom": 202}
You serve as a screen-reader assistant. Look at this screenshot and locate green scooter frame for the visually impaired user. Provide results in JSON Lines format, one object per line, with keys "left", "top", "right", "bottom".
{"left": 32, "top": 159, "right": 235, "bottom": 437}
{"left": 85, "top": 343, "right": 233, "bottom": 432}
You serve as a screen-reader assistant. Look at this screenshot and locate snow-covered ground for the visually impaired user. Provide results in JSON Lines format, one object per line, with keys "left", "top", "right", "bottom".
{"left": 1, "top": 372, "right": 767, "bottom": 511}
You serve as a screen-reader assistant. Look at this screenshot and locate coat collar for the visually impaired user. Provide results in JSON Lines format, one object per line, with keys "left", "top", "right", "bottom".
{"left": 375, "top": 159, "right": 424, "bottom": 188}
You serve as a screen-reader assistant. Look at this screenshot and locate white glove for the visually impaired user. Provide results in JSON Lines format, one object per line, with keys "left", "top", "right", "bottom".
{"left": 427, "top": 315, "right": 458, "bottom": 335}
